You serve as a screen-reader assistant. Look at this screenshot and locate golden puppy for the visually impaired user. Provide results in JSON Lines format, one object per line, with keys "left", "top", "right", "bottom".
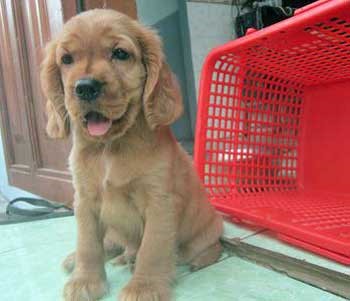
{"left": 41, "top": 9, "right": 223, "bottom": 301}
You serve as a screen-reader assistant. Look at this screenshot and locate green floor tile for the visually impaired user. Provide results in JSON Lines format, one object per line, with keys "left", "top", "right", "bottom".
{"left": 244, "top": 231, "right": 350, "bottom": 275}
{"left": 0, "top": 217, "right": 346, "bottom": 301}
{"left": 175, "top": 257, "right": 346, "bottom": 301}
{"left": 223, "top": 218, "right": 264, "bottom": 240}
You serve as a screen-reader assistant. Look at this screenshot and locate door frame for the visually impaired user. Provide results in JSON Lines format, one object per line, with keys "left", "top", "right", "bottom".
{"left": 178, "top": 0, "right": 198, "bottom": 134}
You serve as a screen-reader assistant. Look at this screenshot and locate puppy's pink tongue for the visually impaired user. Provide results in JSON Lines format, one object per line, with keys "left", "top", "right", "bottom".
{"left": 87, "top": 119, "right": 112, "bottom": 136}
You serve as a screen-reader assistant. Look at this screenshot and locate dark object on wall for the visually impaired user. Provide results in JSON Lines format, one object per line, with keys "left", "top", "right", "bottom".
{"left": 282, "top": 1, "right": 316, "bottom": 8}
{"left": 236, "top": 6, "right": 294, "bottom": 37}
{"left": 235, "top": 1, "right": 317, "bottom": 37}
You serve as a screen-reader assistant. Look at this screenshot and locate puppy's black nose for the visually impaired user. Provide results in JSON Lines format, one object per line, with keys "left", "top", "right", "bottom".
{"left": 75, "top": 78, "right": 102, "bottom": 101}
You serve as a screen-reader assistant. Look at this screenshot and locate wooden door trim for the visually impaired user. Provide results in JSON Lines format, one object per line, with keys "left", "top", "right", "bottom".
{"left": 0, "top": 0, "right": 74, "bottom": 203}
{"left": 14, "top": 0, "right": 43, "bottom": 170}
{"left": 9, "top": 169, "right": 74, "bottom": 206}
{"left": 62, "top": 0, "right": 77, "bottom": 21}
{"left": 0, "top": 0, "right": 16, "bottom": 171}
{"left": 0, "top": 56, "right": 12, "bottom": 174}
{"left": 0, "top": 0, "right": 40, "bottom": 174}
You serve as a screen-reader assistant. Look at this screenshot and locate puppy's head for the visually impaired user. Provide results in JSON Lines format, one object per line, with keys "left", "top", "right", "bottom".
{"left": 41, "top": 9, "right": 182, "bottom": 141}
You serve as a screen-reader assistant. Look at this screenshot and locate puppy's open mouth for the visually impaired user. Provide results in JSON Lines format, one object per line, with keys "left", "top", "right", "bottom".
{"left": 83, "top": 111, "right": 112, "bottom": 137}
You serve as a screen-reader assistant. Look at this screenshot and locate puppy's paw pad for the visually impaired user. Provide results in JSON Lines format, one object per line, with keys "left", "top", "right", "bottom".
{"left": 119, "top": 280, "right": 170, "bottom": 301}
{"left": 64, "top": 277, "right": 108, "bottom": 301}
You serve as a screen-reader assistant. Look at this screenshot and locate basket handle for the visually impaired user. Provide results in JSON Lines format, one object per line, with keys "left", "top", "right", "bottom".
{"left": 294, "top": 0, "right": 330, "bottom": 16}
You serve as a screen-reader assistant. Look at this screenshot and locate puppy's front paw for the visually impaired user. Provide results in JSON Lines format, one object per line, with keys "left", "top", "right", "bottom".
{"left": 119, "top": 279, "right": 170, "bottom": 301}
{"left": 64, "top": 276, "right": 108, "bottom": 301}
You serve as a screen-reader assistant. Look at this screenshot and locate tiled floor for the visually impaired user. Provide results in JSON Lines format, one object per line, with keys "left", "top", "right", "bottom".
{"left": 244, "top": 230, "right": 350, "bottom": 275}
{"left": 0, "top": 216, "right": 347, "bottom": 301}
{"left": 223, "top": 218, "right": 350, "bottom": 275}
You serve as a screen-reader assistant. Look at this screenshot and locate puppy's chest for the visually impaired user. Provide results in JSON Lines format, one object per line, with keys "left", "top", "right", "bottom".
{"left": 99, "top": 178, "right": 147, "bottom": 243}
{"left": 101, "top": 151, "right": 148, "bottom": 187}
{"left": 98, "top": 155, "right": 147, "bottom": 230}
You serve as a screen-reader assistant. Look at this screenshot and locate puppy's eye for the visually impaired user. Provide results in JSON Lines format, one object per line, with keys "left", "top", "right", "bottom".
{"left": 61, "top": 54, "right": 73, "bottom": 65}
{"left": 111, "top": 48, "right": 130, "bottom": 61}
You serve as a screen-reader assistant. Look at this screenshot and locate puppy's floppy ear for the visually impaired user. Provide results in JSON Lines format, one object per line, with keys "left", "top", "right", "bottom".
{"left": 40, "top": 41, "right": 70, "bottom": 139}
{"left": 139, "top": 28, "right": 183, "bottom": 130}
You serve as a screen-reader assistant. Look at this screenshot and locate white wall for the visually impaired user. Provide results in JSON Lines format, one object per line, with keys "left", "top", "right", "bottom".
{"left": 187, "top": 1, "right": 238, "bottom": 94}
{"left": 137, "top": 0, "right": 178, "bottom": 25}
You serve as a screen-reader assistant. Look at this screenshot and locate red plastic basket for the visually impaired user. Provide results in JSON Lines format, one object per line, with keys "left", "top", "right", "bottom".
{"left": 194, "top": 0, "right": 350, "bottom": 264}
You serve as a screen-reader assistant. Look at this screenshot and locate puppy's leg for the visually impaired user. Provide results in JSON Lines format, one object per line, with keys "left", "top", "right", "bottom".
{"left": 119, "top": 194, "right": 176, "bottom": 301}
{"left": 178, "top": 214, "right": 223, "bottom": 267}
{"left": 63, "top": 198, "right": 107, "bottom": 301}
{"left": 62, "top": 238, "right": 124, "bottom": 274}
{"left": 110, "top": 245, "right": 137, "bottom": 266}
{"left": 189, "top": 242, "right": 222, "bottom": 271}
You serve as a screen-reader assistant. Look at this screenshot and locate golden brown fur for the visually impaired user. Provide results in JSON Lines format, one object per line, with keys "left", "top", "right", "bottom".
{"left": 41, "top": 9, "right": 223, "bottom": 301}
